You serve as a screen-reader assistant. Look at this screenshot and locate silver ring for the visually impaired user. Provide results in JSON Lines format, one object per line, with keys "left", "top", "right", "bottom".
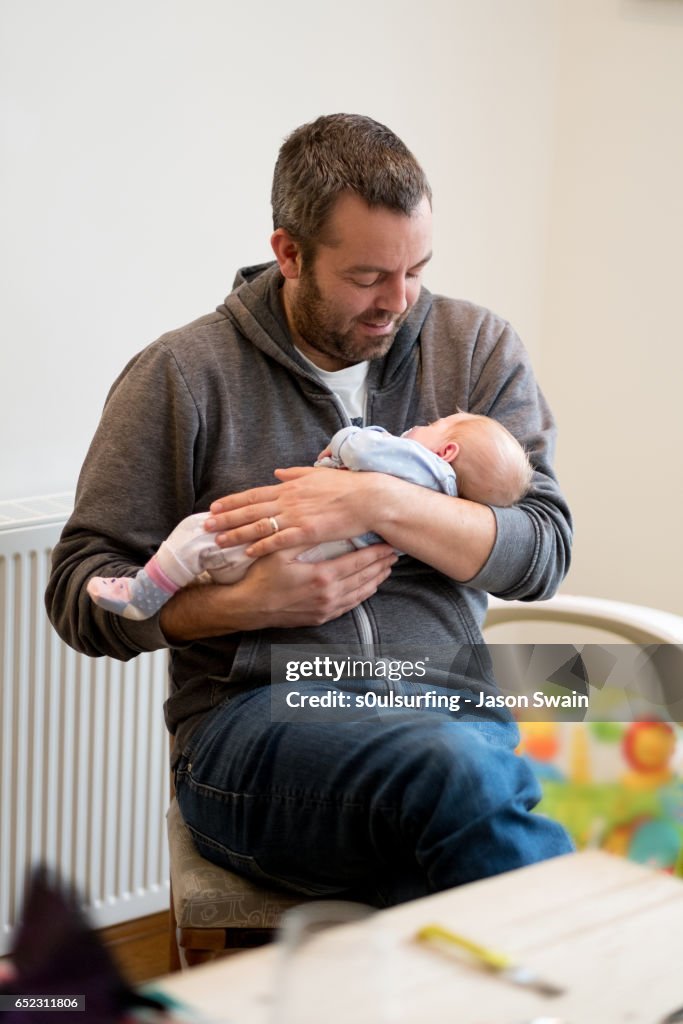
{"left": 268, "top": 516, "right": 280, "bottom": 535}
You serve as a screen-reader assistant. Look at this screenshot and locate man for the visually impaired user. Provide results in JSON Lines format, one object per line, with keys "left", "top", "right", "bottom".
{"left": 47, "top": 114, "right": 573, "bottom": 905}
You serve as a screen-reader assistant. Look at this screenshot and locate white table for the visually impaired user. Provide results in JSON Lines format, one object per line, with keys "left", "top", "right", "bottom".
{"left": 157, "top": 851, "right": 683, "bottom": 1023}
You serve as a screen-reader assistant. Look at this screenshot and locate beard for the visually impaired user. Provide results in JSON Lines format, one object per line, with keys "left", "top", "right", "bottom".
{"left": 288, "top": 264, "right": 410, "bottom": 367}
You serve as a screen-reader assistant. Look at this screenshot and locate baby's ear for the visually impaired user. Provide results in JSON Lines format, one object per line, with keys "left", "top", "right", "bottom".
{"left": 438, "top": 441, "right": 459, "bottom": 462}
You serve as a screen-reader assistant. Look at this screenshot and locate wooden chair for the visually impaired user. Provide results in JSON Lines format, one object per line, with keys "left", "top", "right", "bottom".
{"left": 167, "top": 796, "right": 309, "bottom": 969}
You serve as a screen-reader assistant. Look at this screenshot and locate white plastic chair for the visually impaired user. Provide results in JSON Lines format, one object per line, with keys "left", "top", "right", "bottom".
{"left": 485, "top": 593, "right": 683, "bottom": 645}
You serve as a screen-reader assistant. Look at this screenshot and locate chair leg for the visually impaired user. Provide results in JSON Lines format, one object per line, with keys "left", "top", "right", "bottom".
{"left": 168, "top": 880, "right": 182, "bottom": 973}
{"left": 223, "top": 927, "right": 277, "bottom": 950}
{"left": 176, "top": 925, "right": 278, "bottom": 968}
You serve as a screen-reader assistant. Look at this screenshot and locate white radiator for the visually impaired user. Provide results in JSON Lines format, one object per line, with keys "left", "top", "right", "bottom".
{"left": 0, "top": 495, "right": 169, "bottom": 956}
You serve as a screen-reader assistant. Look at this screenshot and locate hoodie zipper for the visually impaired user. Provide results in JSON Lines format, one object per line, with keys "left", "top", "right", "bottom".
{"left": 329, "top": 392, "right": 375, "bottom": 649}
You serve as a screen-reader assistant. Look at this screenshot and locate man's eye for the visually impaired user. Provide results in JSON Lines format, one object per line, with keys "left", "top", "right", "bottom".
{"left": 352, "top": 277, "right": 379, "bottom": 288}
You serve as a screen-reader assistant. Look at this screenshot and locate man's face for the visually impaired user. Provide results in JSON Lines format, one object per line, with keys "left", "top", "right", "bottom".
{"left": 281, "top": 192, "right": 433, "bottom": 371}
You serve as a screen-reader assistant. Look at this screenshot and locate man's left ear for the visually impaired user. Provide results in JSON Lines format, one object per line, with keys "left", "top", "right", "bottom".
{"left": 271, "top": 228, "right": 303, "bottom": 280}
{"left": 438, "top": 441, "right": 459, "bottom": 462}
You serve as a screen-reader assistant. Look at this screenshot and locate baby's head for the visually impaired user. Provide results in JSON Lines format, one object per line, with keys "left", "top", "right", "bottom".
{"left": 404, "top": 412, "right": 533, "bottom": 506}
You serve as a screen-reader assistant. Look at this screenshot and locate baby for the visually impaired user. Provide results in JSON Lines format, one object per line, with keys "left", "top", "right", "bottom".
{"left": 87, "top": 412, "right": 532, "bottom": 620}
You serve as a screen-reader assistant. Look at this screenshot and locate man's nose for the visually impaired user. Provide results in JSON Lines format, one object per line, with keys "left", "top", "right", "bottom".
{"left": 376, "top": 275, "right": 408, "bottom": 316}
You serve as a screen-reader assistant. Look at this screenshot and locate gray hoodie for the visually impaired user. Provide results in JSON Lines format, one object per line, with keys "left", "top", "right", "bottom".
{"left": 46, "top": 263, "right": 572, "bottom": 757}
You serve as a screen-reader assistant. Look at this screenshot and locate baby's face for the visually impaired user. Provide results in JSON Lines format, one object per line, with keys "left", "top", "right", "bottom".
{"left": 403, "top": 412, "right": 474, "bottom": 456}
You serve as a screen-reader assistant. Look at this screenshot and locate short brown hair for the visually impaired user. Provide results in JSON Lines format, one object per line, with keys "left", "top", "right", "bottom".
{"left": 271, "top": 113, "right": 432, "bottom": 247}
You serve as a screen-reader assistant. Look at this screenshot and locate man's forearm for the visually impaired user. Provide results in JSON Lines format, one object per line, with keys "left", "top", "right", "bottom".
{"left": 209, "top": 467, "right": 498, "bottom": 583}
{"left": 160, "top": 543, "right": 399, "bottom": 643}
{"left": 372, "top": 474, "right": 496, "bottom": 581}
{"left": 160, "top": 583, "right": 246, "bottom": 644}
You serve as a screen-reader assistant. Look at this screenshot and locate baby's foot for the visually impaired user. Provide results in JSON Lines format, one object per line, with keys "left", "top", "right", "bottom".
{"left": 87, "top": 576, "right": 147, "bottom": 620}
{"left": 87, "top": 567, "right": 174, "bottom": 620}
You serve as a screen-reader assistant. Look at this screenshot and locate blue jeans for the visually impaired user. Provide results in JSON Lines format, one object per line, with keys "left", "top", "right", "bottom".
{"left": 174, "top": 682, "right": 573, "bottom": 906}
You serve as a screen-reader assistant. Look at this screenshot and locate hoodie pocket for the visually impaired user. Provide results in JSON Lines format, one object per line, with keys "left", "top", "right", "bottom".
{"left": 206, "top": 629, "right": 267, "bottom": 697}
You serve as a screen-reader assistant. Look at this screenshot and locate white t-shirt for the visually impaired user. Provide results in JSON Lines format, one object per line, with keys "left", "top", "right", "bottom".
{"left": 294, "top": 347, "right": 369, "bottom": 425}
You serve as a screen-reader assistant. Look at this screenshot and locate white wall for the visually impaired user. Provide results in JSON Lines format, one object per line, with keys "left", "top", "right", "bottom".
{"left": 3, "top": 1, "right": 681, "bottom": 613}
{"left": 540, "top": 0, "right": 683, "bottom": 614}
{"left": 1, "top": 0, "right": 558, "bottom": 498}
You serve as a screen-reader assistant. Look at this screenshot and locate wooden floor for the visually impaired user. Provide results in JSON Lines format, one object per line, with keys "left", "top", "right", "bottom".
{"left": 0, "top": 914, "right": 173, "bottom": 990}
{"left": 97, "top": 911, "right": 172, "bottom": 985}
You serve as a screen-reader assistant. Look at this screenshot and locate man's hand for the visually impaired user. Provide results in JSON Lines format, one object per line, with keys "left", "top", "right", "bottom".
{"left": 203, "top": 463, "right": 497, "bottom": 584}
{"left": 159, "top": 542, "right": 397, "bottom": 643}
{"left": 205, "top": 466, "right": 379, "bottom": 559}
